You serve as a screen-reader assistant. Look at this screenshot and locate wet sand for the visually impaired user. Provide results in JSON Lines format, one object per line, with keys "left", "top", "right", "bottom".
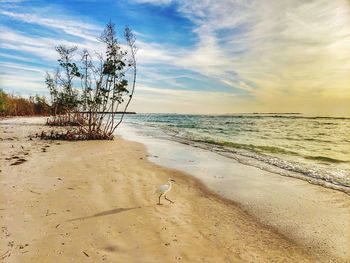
{"left": 117, "top": 125, "right": 350, "bottom": 262}
{"left": 0, "top": 117, "right": 348, "bottom": 262}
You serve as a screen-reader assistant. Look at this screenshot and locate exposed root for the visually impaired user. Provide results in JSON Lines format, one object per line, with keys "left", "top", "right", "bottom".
{"left": 46, "top": 114, "right": 87, "bottom": 127}
{"left": 38, "top": 130, "right": 114, "bottom": 141}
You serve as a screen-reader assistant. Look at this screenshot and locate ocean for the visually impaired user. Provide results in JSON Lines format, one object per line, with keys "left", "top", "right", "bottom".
{"left": 123, "top": 114, "right": 350, "bottom": 193}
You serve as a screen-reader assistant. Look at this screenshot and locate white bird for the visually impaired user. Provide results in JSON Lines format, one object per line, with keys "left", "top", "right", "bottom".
{"left": 155, "top": 178, "right": 175, "bottom": 205}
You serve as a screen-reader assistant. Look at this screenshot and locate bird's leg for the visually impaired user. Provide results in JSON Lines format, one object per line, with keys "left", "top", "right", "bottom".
{"left": 164, "top": 195, "right": 174, "bottom": 204}
{"left": 157, "top": 194, "right": 163, "bottom": 205}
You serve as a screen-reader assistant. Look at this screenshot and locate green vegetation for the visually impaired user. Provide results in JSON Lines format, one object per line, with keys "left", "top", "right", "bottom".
{"left": 43, "top": 21, "right": 137, "bottom": 140}
{"left": 0, "top": 89, "right": 51, "bottom": 116}
{"left": 0, "top": 21, "right": 137, "bottom": 143}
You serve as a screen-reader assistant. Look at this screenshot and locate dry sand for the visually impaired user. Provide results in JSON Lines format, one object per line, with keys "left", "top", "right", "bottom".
{"left": 0, "top": 118, "right": 348, "bottom": 262}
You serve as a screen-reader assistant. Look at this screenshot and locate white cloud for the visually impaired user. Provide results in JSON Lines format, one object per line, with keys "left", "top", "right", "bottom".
{"left": 0, "top": 26, "right": 106, "bottom": 62}
{"left": 0, "top": 61, "right": 45, "bottom": 73}
{"left": 126, "top": 0, "right": 350, "bottom": 115}
{"left": 132, "top": 0, "right": 173, "bottom": 5}
{"left": 130, "top": 85, "right": 241, "bottom": 114}
{"left": 136, "top": 40, "right": 179, "bottom": 64}
{"left": 0, "top": 74, "right": 46, "bottom": 94}
{"left": 0, "top": 52, "right": 35, "bottom": 62}
{"left": 0, "top": 10, "right": 102, "bottom": 42}
{"left": 2, "top": 0, "right": 350, "bottom": 115}
{"left": 173, "top": 0, "right": 350, "bottom": 105}
{"left": 0, "top": 0, "right": 26, "bottom": 2}
{"left": 0, "top": 61, "right": 46, "bottom": 94}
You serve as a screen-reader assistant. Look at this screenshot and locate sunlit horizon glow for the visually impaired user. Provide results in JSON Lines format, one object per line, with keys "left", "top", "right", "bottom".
{"left": 0, "top": 0, "right": 350, "bottom": 116}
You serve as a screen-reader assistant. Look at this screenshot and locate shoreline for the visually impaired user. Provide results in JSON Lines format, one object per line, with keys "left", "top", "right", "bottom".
{"left": 121, "top": 121, "right": 350, "bottom": 195}
{"left": 1, "top": 117, "right": 349, "bottom": 262}
{"left": 118, "top": 122, "right": 350, "bottom": 261}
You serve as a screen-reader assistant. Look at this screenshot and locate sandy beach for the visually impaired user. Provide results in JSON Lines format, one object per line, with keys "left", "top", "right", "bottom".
{"left": 2, "top": 0, "right": 350, "bottom": 261}
{"left": 1, "top": 118, "right": 349, "bottom": 262}
{"left": 118, "top": 123, "right": 350, "bottom": 262}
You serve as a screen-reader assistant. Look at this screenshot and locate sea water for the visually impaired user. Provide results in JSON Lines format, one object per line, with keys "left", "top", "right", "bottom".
{"left": 123, "top": 114, "right": 350, "bottom": 193}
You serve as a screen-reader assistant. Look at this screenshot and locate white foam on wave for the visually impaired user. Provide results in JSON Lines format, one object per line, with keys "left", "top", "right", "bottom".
{"left": 118, "top": 122, "right": 350, "bottom": 194}
{"left": 116, "top": 122, "right": 350, "bottom": 260}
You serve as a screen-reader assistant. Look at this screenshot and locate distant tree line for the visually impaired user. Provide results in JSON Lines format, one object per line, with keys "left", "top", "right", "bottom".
{"left": 0, "top": 89, "right": 51, "bottom": 116}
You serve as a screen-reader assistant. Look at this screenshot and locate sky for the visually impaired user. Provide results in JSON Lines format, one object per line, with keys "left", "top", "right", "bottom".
{"left": 0, "top": 0, "right": 350, "bottom": 116}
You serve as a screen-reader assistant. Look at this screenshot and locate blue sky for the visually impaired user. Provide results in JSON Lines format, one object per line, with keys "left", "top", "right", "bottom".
{"left": 1, "top": 0, "right": 350, "bottom": 115}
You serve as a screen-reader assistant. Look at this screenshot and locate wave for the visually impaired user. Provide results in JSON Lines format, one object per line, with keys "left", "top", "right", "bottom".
{"left": 191, "top": 138, "right": 348, "bottom": 164}
{"left": 304, "top": 156, "right": 348, "bottom": 163}
{"left": 169, "top": 137, "right": 350, "bottom": 194}
{"left": 124, "top": 116, "right": 350, "bottom": 194}
{"left": 192, "top": 139, "right": 300, "bottom": 156}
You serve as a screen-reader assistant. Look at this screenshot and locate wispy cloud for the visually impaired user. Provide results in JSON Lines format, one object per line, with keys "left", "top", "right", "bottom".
{"left": 132, "top": 84, "right": 242, "bottom": 114}
{"left": 131, "top": 0, "right": 173, "bottom": 5}
{"left": 0, "top": 52, "right": 35, "bottom": 62}
{"left": 0, "top": 9, "right": 102, "bottom": 42}
{"left": 1, "top": 0, "right": 350, "bottom": 115}
{"left": 0, "top": 0, "right": 26, "bottom": 3}
{"left": 0, "top": 26, "right": 106, "bottom": 61}
{"left": 0, "top": 62, "right": 46, "bottom": 95}
{"left": 145, "top": 0, "right": 350, "bottom": 114}
{"left": 0, "top": 61, "right": 45, "bottom": 73}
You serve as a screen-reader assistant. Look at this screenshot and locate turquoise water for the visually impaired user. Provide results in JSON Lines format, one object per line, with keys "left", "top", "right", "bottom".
{"left": 124, "top": 114, "right": 350, "bottom": 191}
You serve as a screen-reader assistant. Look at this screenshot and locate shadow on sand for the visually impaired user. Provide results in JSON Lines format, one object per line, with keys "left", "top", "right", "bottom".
{"left": 67, "top": 207, "right": 139, "bottom": 222}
